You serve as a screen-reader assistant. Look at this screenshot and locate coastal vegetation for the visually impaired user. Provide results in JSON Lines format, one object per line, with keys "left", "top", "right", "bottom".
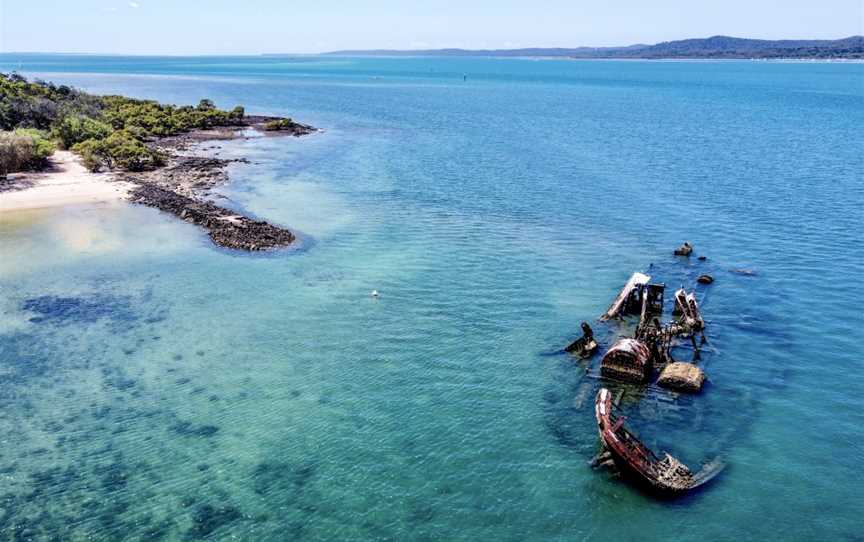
{"left": 0, "top": 129, "right": 55, "bottom": 178}
{"left": 0, "top": 72, "right": 246, "bottom": 176}
{"left": 263, "top": 118, "right": 298, "bottom": 131}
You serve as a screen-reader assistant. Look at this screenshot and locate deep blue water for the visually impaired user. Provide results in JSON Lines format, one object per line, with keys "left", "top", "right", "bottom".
{"left": 0, "top": 54, "right": 862, "bottom": 541}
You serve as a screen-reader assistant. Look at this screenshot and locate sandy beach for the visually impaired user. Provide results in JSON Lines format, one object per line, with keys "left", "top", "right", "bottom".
{"left": 0, "top": 151, "right": 133, "bottom": 212}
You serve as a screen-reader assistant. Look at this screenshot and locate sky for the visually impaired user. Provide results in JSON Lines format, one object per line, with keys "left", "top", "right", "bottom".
{"left": 1, "top": 0, "right": 862, "bottom": 55}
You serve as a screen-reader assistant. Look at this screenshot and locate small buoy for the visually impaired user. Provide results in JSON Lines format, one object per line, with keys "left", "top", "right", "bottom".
{"left": 697, "top": 274, "right": 714, "bottom": 284}
{"left": 371, "top": 290, "right": 379, "bottom": 298}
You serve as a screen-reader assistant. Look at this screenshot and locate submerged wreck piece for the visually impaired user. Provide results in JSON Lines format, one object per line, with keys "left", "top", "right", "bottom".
{"left": 697, "top": 274, "right": 714, "bottom": 284}
{"left": 594, "top": 388, "right": 723, "bottom": 494}
{"left": 601, "top": 338, "right": 651, "bottom": 382}
{"left": 657, "top": 362, "right": 705, "bottom": 392}
{"left": 673, "top": 289, "right": 704, "bottom": 331}
{"left": 674, "top": 242, "right": 693, "bottom": 256}
{"left": 565, "top": 322, "right": 598, "bottom": 359}
{"left": 600, "top": 272, "right": 651, "bottom": 321}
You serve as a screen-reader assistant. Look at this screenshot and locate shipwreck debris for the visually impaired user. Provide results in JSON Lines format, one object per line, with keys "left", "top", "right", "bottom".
{"left": 673, "top": 289, "right": 704, "bottom": 332}
{"left": 657, "top": 362, "right": 705, "bottom": 392}
{"left": 600, "top": 338, "right": 652, "bottom": 382}
{"left": 600, "top": 272, "right": 651, "bottom": 321}
{"left": 674, "top": 242, "right": 693, "bottom": 256}
{"left": 594, "top": 388, "right": 723, "bottom": 494}
{"left": 565, "top": 322, "right": 598, "bottom": 358}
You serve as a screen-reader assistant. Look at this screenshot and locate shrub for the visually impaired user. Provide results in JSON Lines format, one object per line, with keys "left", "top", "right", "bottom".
{"left": 14, "top": 128, "right": 55, "bottom": 165}
{"left": 51, "top": 115, "right": 113, "bottom": 149}
{"left": 72, "top": 138, "right": 109, "bottom": 172}
{"left": 229, "top": 106, "right": 245, "bottom": 121}
{"left": 104, "top": 131, "right": 165, "bottom": 171}
{"left": 0, "top": 129, "right": 57, "bottom": 178}
{"left": 263, "top": 118, "right": 296, "bottom": 131}
{"left": 73, "top": 130, "right": 165, "bottom": 172}
{"left": 0, "top": 132, "right": 32, "bottom": 177}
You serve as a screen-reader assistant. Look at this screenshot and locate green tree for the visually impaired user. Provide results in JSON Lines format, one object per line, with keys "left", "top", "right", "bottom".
{"left": 51, "top": 115, "right": 113, "bottom": 149}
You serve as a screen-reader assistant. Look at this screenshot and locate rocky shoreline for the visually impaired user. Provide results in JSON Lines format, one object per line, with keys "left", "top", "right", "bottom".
{"left": 121, "top": 116, "right": 316, "bottom": 251}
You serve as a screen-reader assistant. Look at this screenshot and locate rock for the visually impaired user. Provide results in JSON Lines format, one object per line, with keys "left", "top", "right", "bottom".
{"left": 129, "top": 185, "right": 294, "bottom": 251}
{"left": 657, "top": 362, "right": 705, "bottom": 392}
{"left": 697, "top": 274, "right": 714, "bottom": 284}
{"left": 697, "top": 256, "right": 707, "bottom": 261}
{"left": 119, "top": 122, "right": 315, "bottom": 252}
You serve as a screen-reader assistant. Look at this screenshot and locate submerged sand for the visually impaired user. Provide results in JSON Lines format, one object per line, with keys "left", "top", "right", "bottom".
{"left": 0, "top": 151, "right": 133, "bottom": 212}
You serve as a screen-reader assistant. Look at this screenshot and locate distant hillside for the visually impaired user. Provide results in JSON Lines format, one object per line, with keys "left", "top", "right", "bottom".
{"left": 321, "top": 36, "right": 864, "bottom": 59}
{"left": 619, "top": 35, "right": 864, "bottom": 58}
{"left": 318, "top": 44, "right": 649, "bottom": 58}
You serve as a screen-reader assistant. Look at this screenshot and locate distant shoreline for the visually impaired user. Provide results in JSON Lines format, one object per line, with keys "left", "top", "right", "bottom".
{"left": 2, "top": 34, "right": 862, "bottom": 61}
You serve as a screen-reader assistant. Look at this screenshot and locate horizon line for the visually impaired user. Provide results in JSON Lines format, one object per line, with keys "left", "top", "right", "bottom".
{"left": 1, "top": 34, "right": 861, "bottom": 58}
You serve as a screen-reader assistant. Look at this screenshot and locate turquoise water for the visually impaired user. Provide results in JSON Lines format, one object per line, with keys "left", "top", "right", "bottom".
{"left": 0, "top": 55, "right": 862, "bottom": 540}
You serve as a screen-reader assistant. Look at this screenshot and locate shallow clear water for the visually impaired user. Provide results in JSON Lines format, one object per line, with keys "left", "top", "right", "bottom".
{"left": 0, "top": 55, "right": 862, "bottom": 541}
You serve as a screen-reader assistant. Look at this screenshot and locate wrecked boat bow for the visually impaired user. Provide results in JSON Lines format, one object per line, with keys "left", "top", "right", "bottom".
{"left": 594, "top": 388, "right": 723, "bottom": 494}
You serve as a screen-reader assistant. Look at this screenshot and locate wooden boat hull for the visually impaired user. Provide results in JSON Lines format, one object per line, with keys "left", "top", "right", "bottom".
{"left": 594, "top": 388, "right": 722, "bottom": 494}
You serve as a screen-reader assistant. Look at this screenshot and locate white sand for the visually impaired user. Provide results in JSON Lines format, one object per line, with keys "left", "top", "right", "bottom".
{"left": 0, "top": 151, "right": 132, "bottom": 212}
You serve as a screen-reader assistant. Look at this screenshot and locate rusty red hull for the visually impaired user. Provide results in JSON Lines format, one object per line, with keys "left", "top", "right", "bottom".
{"left": 594, "top": 388, "right": 698, "bottom": 494}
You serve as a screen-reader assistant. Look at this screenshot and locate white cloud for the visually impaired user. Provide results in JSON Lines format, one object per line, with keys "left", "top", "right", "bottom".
{"left": 129, "top": 2, "right": 140, "bottom": 8}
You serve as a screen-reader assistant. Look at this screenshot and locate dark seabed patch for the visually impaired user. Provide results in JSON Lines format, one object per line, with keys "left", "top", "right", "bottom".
{"left": 22, "top": 294, "right": 138, "bottom": 327}
{"left": 186, "top": 503, "right": 244, "bottom": 539}
{"left": 171, "top": 420, "right": 220, "bottom": 438}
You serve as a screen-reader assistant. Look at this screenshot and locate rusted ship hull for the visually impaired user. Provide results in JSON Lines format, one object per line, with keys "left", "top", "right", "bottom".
{"left": 594, "top": 388, "right": 722, "bottom": 494}
{"left": 600, "top": 338, "right": 652, "bottom": 382}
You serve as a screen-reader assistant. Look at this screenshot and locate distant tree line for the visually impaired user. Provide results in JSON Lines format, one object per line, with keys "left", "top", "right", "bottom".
{"left": 0, "top": 73, "right": 246, "bottom": 178}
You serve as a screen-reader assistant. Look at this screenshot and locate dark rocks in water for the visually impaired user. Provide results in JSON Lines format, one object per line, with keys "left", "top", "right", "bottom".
{"left": 129, "top": 184, "right": 294, "bottom": 251}
{"left": 698, "top": 256, "right": 707, "bottom": 261}
{"left": 697, "top": 274, "right": 715, "bottom": 284}
{"left": 119, "top": 119, "right": 314, "bottom": 252}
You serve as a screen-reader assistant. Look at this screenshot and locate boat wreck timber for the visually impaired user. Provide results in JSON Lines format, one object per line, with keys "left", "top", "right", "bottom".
{"left": 600, "top": 272, "right": 652, "bottom": 321}
{"left": 565, "top": 322, "right": 599, "bottom": 359}
{"left": 597, "top": 272, "right": 709, "bottom": 384}
{"left": 600, "top": 338, "right": 652, "bottom": 382}
{"left": 594, "top": 388, "right": 722, "bottom": 494}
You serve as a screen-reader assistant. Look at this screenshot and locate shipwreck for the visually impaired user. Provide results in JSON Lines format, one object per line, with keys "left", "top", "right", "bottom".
{"left": 593, "top": 271, "right": 707, "bottom": 387}
{"left": 594, "top": 388, "right": 723, "bottom": 494}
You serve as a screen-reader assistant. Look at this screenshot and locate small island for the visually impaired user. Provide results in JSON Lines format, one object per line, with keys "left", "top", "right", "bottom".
{"left": 0, "top": 73, "right": 316, "bottom": 251}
